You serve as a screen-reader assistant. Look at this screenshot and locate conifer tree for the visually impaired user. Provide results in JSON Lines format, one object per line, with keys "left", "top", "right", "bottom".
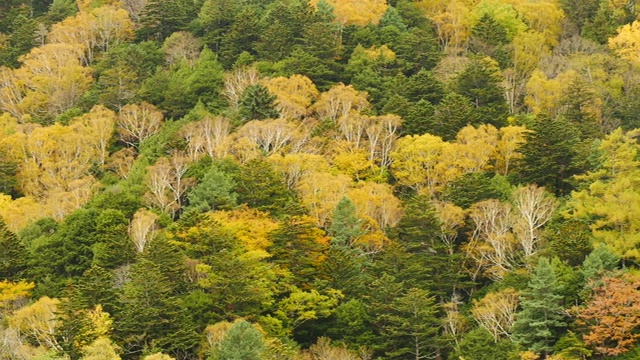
{"left": 512, "top": 257, "right": 567, "bottom": 356}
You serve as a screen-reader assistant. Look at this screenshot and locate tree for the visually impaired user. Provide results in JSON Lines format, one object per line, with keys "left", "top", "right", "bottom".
{"left": 573, "top": 273, "right": 640, "bottom": 356}
{"left": 517, "top": 116, "right": 580, "bottom": 196}
{"left": 379, "top": 288, "right": 439, "bottom": 360}
{"left": 512, "top": 258, "right": 567, "bottom": 356}
{"left": 209, "top": 320, "right": 264, "bottom": 360}
{"left": 608, "top": 20, "right": 640, "bottom": 66}
{"left": 186, "top": 165, "right": 237, "bottom": 212}
{"left": 238, "top": 84, "right": 280, "bottom": 122}
{"left": 454, "top": 57, "right": 509, "bottom": 128}
{"left": 313, "top": 0, "right": 388, "bottom": 26}
{"left": 0, "top": 218, "right": 28, "bottom": 280}
{"left": 470, "top": 288, "right": 520, "bottom": 341}
{"left": 117, "top": 102, "right": 163, "bottom": 148}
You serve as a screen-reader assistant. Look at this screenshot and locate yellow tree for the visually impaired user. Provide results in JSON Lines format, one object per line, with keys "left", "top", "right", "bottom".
{"left": 311, "top": 83, "right": 369, "bottom": 122}
{"left": 0, "top": 66, "right": 25, "bottom": 120}
{"left": 311, "top": 0, "right": 387, "bottom": 26}
{"left": 268, "top": 153, "right": 330, "bottom": 190}
{"left": 237, "top": 118, "right": 309, "bottom": 156}
{"left": 609, "top": 20, "right": 640, "bottom": 65}
{"left": 348, "top": 181, "right": 403, "bottom": 230}
{"left": 466, "top": 199, "right": 517, "bottom": 280}
{"left": 495, "top": 125, "right": 529, "bottom": 176}
{"left": 296, "top": 171, "right": 352, "bottom": 228}
{"left": 433, "top": 201, "right": 466, "bottom": 254}
{"left": 117, "top": 102, "right": 164, "bottom": 148}
{"left": 8, "top": 296, "right": 62, "bottom": 351}
{"left": 14, "top": 44, "right": 92, "bottom": 119}
{"left": 512, "top": 184, "right": 556, "bottom": 257}
{"left": 418, "top": 0, "right": 473, "bottom": 51}
{"left": 129, "top": 208, "right": 159, "bottom": 253}
{"left": 181, "top": 115, "right": 232, "bottom": 160}
{"left": 566, "top": 128, "right": 640, "bottom": 260}
{"left": 453, "top": 124, "right": 499, "bottom": 174}
{"left": 525, "top": 69, "right": 577, "bottom": 117}
{"left": 391, "top": 134, "right": 459, "bottom": 195}
{"left": 470, "top": 288, "right": 520, "bottom": 341}
{"left": 143, "top": 152, "right": 194, "bottom": 215}
{"left": 264, "top": 75, "right": 319, "bottom": 119}
{"left": 210, "top": 207, "right": 280, "bottom": 251}
{"left": 71, "top": 105, "right": 117, "bottom": 165}
{"left": 0, "top": 195, "right": 44, "bottom": 232}
{"left": 223, "top": 66, "right": 261, "bottom": 111}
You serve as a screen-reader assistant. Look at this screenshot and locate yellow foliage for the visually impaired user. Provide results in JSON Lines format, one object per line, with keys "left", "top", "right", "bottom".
{"left": 264, "top": 75, "right": 319, "bottom": 119}
{"left": 209, "top": 207, "right": 279, "bottom": 251}
{"left": 296, "top": 172, "right": 352, "bottom": 227}
{"left": 525, "top": 69, "right": 577, "bottom": 116}
{"left": 609, "top": 20, "right": 640, "bottom": 65}
{"left": 0, "top": 280, "right": 34, "bottom": 311}
{"left": 311, "top": 83, "right": 369, "bottom": 121}
{"left": 268, "top": 153, "right": 330, "bottom": 190}
{"left": 0, "top": 194, "right": 44, "bottom": 232}
{"left": 9, "top": 296, "right": 62, "bottom": 351}
{"left": 311, "top": 0, "right": 387, "bottom": 26}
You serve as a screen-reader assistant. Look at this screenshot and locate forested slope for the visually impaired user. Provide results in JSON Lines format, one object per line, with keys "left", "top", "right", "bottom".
{"left": 1, "top": 0, "right": 640, "bottom": 359}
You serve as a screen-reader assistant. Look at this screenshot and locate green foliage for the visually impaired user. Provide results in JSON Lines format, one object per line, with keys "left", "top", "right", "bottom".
{"left": 517, "top": 117, "right": 581, "bottom": 196}
{"left": 455, "top": 327, "right": 519, "bottom": 360}
{"left": 512, "top": 258, "right": 567, "bottom": 355}
{"left": 186, "top": 164, "right": 238, "bottom": 212}
{"left": 209, "top": 320, "right": 265, "bottom": 360}
{"left": 238, "top": 84, "right": 279, "bottom": 122}
{"left": 234, "top": 158, "right": 297, "bottom": 217}
{"left": 454, "top": 57, "right": 509, "bottom": 128}
{"left": 442, "top": 172, "right": 511, "bottom": 208}
{"left": 0, "top": 219, "right": 28, "bottom": 280}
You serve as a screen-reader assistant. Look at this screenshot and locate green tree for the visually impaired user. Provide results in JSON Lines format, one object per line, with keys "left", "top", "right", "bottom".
{"left": 380, "top": 288, "right": 439, "bottom": 360}
{"left": 430, "top": 93, "right": 478, "bottom": 141}
{"left": 454, "top": 327, "right": 519, "bottom": 360}
{"left": 137, "top": 0, "right": 194, "bottom": 41}
{"left": 517, "top": 116, "right": 581, "bottom": 196}
{"left": 235, "top": 158, "right": 297, "bottom": 217}
{"left": 238, "top": 84, "right": 280, "bottom": 122}
{"left": 91, "top": 209, "right": 135, "bottom": 269}
{"left": 209, "top": 320, "right": 265, "bottom": 360}
{"left": 0, "top": 218, "right": 28, "bottom": 280}
{"left": 454, "top": 58, "right": 509, "bottom": 128}
{"left": 405, "top": 69, "right": 446, "bottom": 104}
{"left": 512, "top": 257, "right": 567, "bottom": 356}
{"left": 186, "top": 165, "right": 238, "bottom": 212}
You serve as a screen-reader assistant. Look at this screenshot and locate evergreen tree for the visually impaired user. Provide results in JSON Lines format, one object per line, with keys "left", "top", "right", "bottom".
{"left": 517, "top": 116, "right": 581, "bottom": 196}
{"left": 454, "top": 58, "right": 509, "bottom": 128}
{"left": 0, "top": 219, "right": 28, "bottom": 280}
{"left": 512, "top": 257, "right": 567, "bottom": 356}
{"left": 137, "top": 0, "right": 194, "bottom": 41}
{"left": 430, "top": 93, "right": 477, "bottom": 141}
{"left": 234, "top": 158, "right": 297, "bottom": 217}
{"left": 405, "top": 69, "right": 446, "bottom": 104}
{"left": 186, "top": 165, "right": 238, "bottom": 212}
{"left": 238, "top": 84, "right": 280, "bottom": 122}
{"left": 209, "top": 320, "right": 265, "bottom": 360}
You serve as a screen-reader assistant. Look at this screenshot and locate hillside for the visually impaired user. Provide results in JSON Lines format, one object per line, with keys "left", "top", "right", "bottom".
{"left": 1, "top": 0, "right": 640, "bottom": 359}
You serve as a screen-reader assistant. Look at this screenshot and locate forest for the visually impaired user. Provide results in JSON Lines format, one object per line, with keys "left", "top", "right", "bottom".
{"left": 1, "top": 0, "right": 640, "bottom": 359}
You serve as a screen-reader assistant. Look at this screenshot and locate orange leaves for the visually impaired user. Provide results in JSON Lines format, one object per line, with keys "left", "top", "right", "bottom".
{"left": 574, "top": 274, "right": 640, "bottom": 356}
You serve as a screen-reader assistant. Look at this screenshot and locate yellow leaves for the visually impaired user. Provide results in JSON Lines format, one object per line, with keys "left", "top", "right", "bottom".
{"left": 13, "top": 43, "right": 92, "bottom": 118}
{"left": 504, "top": 0, "right": 564, "bottom": 46}
{"left": 0, "top": 195, "right": 44, "bottom": 232}
{"left": 470, "top": 288, "right": 520, "bottom": 341}
{"left": 566, "top": 128, "right": 640, "bottom": 260}
{"left": 296, "top": 172, "right": 351, "bottom": 227}
{"left": 264, "top": 75, "right": 319, "bottom": 120}
{"left": 311, "top": 0, "right": 387, "bottom": 26}
{"left": 129, "top": 208, "right": 159, "bottom": 253}
{"left": 495, "top": 125, "right": 530, "bottom": 175}
{"left": 418, "top": 0, "right": 473, "bottom": 51}
{"left": 8, "top": 296, "right": 62, "bottom": 351}
{"left": 525, "top": 69, "right": 577, "bottom": 116}
{"left": 311, "top": 83, "right": 369, "bottom": 122}
{"left": 454, "top": 124, "right": 499, "bottom": 173}
{"left": 209, "top": 207, "right": 279, "bottom": 251}
{"left": 0, "top": 280, "right": 34, "bottom": 311}
{"left": 609, "top": 20, "right": 640, "bottom": 65}
{"left": 117, "top": 102, "right": 164, "bottom": 147}
{"left": 49, "top": 4, "right": 134, "bottom": 65}
{"left": 391, "top": 133, "right": 456, "bottom": 195}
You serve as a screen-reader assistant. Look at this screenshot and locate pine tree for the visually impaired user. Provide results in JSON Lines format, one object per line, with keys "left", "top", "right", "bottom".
{"left": 238, "top": 84, "right": 280, "bottom": 122}
{"left": 209, "top": 320, "right": 264, "bottom": 360}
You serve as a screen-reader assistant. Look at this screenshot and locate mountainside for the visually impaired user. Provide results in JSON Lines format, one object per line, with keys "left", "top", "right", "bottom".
{"left": 1, "top": 0, "right": 640, "bottom": 359}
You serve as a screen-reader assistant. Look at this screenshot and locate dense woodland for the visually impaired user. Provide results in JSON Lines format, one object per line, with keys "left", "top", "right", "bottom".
{"left": 2, "top": 0, "right": 640, "bottom": 359}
